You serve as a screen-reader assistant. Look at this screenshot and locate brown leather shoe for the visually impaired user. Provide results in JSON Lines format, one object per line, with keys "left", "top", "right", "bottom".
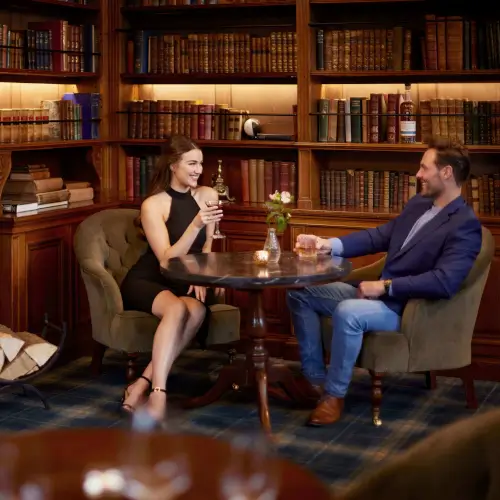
{"left": 307, "top": 396, "right": 344, "bottom": 427}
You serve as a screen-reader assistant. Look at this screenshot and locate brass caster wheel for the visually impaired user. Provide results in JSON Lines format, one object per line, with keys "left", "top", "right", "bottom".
{"left": 372, "top": 416, "right": 382, "bottom": 427}
{"left": 232, "top": 383, "right": 239, "bottom": 391}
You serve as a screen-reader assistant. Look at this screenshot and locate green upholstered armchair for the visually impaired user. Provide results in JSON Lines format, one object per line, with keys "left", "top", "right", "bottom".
{"left": 320, "top": 226, "right": 495, "bottom": 426}
{"left": 339, "top": 407, "right": 500, "bottom": 500}
{"left": 74, "top": 208, "right": 241, "bottom": 382}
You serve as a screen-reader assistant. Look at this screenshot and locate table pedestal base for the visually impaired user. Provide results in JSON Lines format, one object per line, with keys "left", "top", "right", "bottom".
{"left": 183, "top": 289, "right": 319, "bottom": 434}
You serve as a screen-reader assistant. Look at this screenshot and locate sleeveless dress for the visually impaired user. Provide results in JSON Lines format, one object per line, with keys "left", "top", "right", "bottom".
{"left": 120, "top": 187, "right": 216, "bottom": 347}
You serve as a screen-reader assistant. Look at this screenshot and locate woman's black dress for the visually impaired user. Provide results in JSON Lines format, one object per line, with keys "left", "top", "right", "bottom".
{"left": 120, "top": 187, "right": 216, "bottom": 347}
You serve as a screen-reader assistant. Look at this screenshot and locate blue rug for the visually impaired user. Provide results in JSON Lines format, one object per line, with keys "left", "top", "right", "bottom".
{"left": 0, "top": 350, "right": 498, "bottom": 493}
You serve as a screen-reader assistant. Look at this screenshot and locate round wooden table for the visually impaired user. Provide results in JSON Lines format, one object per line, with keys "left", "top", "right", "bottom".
{"left": 162, "top": 251, "right": 351, "bottom": 434}
{"left": 0, "top": 428, "right": 332, "bottom": 499}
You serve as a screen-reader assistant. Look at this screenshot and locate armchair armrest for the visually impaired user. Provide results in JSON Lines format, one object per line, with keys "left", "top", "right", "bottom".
{"left": 401, "top": 284, "right": 482, "bottom": 372}
{"left": 79, "top": 258, "right": 124, "bottom": 345}
{"left": 342, "top": 256, "right": 386, "bottom": 283}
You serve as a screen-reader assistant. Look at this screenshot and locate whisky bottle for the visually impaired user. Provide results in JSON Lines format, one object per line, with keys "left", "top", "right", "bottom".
{"left": 400, "top": 84, "right": 416, "bottom": 143}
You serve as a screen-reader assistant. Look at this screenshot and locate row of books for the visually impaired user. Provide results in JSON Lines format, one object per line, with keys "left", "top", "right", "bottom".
{"left": 319, "top": 168, "right": 500, "bottom": 216}
{"left": 127, "top": 100, "right": 251, "bottom": 141}
{"left": 240, "top": 159, "right": 296, "bottom": 204}
{"left": 0, "top": 22, "right": 99, "bottom": 73}
{"left": 129, "top": 30, "right": 297, "bottom": 74}
{"left": 315, "top": 17, "right": 500, "bottom": 72}
{"left": 320, "top": 169, "right": 416, "bottom": 211}
{"left": 317, "top": 96, "right": 500, "bottom": 146}
{"left": 1, "top": 164, "right": 94, "bottom": 215}
{"left": 425, "top": 16, "right": 500, "bottom": 71}
{"left": 125, "top": 155, "right": 159, "bottom": 199}
{"left": 316, "top": 27, "right": 411, "bottom": 72}
{"left": 0, "top": 93, "right": 100, "bottom": 144}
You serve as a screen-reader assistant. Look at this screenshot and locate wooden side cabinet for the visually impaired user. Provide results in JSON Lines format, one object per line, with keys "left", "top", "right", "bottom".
{"left": 0, "top": 202, "right": 119, "bottom": 358}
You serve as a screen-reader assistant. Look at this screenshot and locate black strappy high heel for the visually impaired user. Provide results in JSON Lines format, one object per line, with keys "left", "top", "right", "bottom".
{"left": 120, "top": 375, "right": 152, "bottom": 414}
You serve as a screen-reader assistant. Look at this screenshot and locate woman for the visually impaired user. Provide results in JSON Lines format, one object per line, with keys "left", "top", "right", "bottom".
{"left": 120, "top": 135, "right": 223, "bottom": 421}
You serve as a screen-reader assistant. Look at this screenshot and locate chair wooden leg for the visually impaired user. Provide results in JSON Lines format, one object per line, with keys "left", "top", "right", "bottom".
{"left": 126, "top": 353, "right": 139, "bottom": 383}
{"left": 90, "top": 340, "right": 106, "bottom": 376}
{"left": 425, "top": 371, "right": 437, "bottom": 390}
{"left": 460, "top": 365, "right": 478, "bottom": 410}
{"left": 370, "top": 371, "right": 383, "bottom": 427}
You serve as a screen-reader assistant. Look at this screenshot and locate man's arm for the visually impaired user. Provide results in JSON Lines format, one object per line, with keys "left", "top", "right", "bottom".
{"left": 328, "top": 218, "right": 397, "bottom": 258}
{"left": 390, "top": 218, "right": 482, "bottom": 300}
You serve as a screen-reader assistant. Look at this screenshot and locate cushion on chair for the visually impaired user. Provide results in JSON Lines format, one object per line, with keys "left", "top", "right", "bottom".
{"left": 108, "top": 304, "right": 240, "bottom": 354}
{"left": 320, "top": 316, "right": 410, "bottom": 372}
{"left": 206, "top": 304, "right": 241, "bottom": 346}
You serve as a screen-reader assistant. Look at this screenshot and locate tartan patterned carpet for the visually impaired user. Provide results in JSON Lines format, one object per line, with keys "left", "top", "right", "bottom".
{"left": 0, "top": 349, "right": 498, "bottom": 494}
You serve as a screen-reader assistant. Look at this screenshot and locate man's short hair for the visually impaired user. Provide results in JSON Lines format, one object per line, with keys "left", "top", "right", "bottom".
{"left": 427, "top": 136, "right": 471, "bottom": 185}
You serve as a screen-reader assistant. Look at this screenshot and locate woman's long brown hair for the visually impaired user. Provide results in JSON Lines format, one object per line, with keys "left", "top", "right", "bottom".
{"left": 134, "top": 135, "right": 200, "bottom": 237}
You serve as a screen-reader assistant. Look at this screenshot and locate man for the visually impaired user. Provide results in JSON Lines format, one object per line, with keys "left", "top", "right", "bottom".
{"left": 287, "top": 137, "right": 482, "bottom": 427}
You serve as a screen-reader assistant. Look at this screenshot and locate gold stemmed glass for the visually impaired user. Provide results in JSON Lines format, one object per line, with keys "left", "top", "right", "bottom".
{"left": 205, "top": 200, "right": 229, "bottom": 239}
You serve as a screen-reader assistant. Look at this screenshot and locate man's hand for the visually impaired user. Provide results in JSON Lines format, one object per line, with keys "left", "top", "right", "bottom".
{"left": 295, "top": 234, "right": 332, "bottom": 254}
{"left": 214, "top": 287, "right": 225, "bottom": 297}
{"left": 187, "top": 285, "right": 207, "bottom": 302}
{"left": 357, "top": 281, "right": 386, "bottom": 299}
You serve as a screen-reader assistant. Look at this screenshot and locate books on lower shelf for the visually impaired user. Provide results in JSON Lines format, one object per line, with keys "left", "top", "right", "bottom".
{"left": 320, "top": 168, "right": 417, "bottom": 210}
{"left": 319, "top": 168, "right": 500, "bottom": 216}
{"left": 125, "top": 154, "right": 161, "bottom": 199}
{"left": 1, "top": 164, "right": 95, "bottom": 215}
{"left": 241, "top": 158, "right": 296, "bottom": 204}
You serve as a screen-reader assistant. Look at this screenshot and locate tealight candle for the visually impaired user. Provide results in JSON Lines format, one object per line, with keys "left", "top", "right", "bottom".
{"left": 253, "top": 250, "right": 269, "bottom": 265}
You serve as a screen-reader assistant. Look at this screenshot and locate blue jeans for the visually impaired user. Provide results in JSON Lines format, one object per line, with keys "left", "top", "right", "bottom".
{"left": 286, "top": 282, "right": 401, "bottom": 398}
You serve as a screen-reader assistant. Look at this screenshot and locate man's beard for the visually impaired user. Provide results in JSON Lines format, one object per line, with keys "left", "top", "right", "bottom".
{"left": 420, "top": 182, "right": 443, "bottom": 199}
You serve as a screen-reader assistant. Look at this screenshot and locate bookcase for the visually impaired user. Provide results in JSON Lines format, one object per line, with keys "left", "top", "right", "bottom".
{"left": 2, "top": 0, "right": 500, "bottom": 379}
{"left": 0, "top": 0, "right": 117, "bottom": 360}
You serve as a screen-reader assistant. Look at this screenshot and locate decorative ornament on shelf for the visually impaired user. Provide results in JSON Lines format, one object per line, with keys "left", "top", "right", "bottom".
{"left": 211, "top": 159, "right": 236, "bottom": 202}
{"left": 243, "top": 117, "right": 262, "bottom": 139}
{"left": 263, "top": 190, "right": 293, "bottom": 264}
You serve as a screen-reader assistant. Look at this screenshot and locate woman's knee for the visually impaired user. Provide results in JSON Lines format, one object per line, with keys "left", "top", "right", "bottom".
{"left": 152, "top": 292, "right": 188, "bottom": 322}
{"left": 183, "top": 298, "right": 207, "bottom": 326}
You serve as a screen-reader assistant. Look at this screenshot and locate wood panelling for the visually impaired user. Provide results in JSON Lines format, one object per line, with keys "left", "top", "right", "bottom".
{"left": 26, "top": 226, "right": 69, "bottom": 332}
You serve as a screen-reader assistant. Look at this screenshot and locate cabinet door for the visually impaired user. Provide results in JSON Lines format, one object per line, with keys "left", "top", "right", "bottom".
{"left": 26, "top": 226, "right": 71, "bottom": 333}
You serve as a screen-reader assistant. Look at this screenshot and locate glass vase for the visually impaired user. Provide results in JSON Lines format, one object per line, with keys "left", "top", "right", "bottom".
{"left": 263, "top": 227, "right": 281, "bottom": 264}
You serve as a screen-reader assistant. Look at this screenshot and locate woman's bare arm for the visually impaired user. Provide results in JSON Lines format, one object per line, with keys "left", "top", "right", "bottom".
{"left": 141, "top": 194, "right": 202, "bottom": 264}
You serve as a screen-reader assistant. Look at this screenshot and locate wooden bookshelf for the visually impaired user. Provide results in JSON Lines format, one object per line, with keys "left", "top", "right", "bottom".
{"left": 1, "top": 0, "right": 500, "bottom": 377}
{"left": 111, "top": 0, "right": 500, "bottom": 376}
{"left": 0, "top": 0, "right": 112, "bottom": 361}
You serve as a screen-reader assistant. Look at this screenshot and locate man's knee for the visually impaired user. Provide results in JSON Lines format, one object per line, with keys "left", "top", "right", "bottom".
{"left": 332, "top": 299, "right": 362, "bottom": 331}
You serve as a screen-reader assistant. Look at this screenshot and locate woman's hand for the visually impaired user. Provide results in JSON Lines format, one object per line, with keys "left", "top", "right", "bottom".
{"left": 193, "top": 204, "right": 223, "bottom": 229}
{"left": 188, "top": 285, "right": 207, "bottom": 302}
